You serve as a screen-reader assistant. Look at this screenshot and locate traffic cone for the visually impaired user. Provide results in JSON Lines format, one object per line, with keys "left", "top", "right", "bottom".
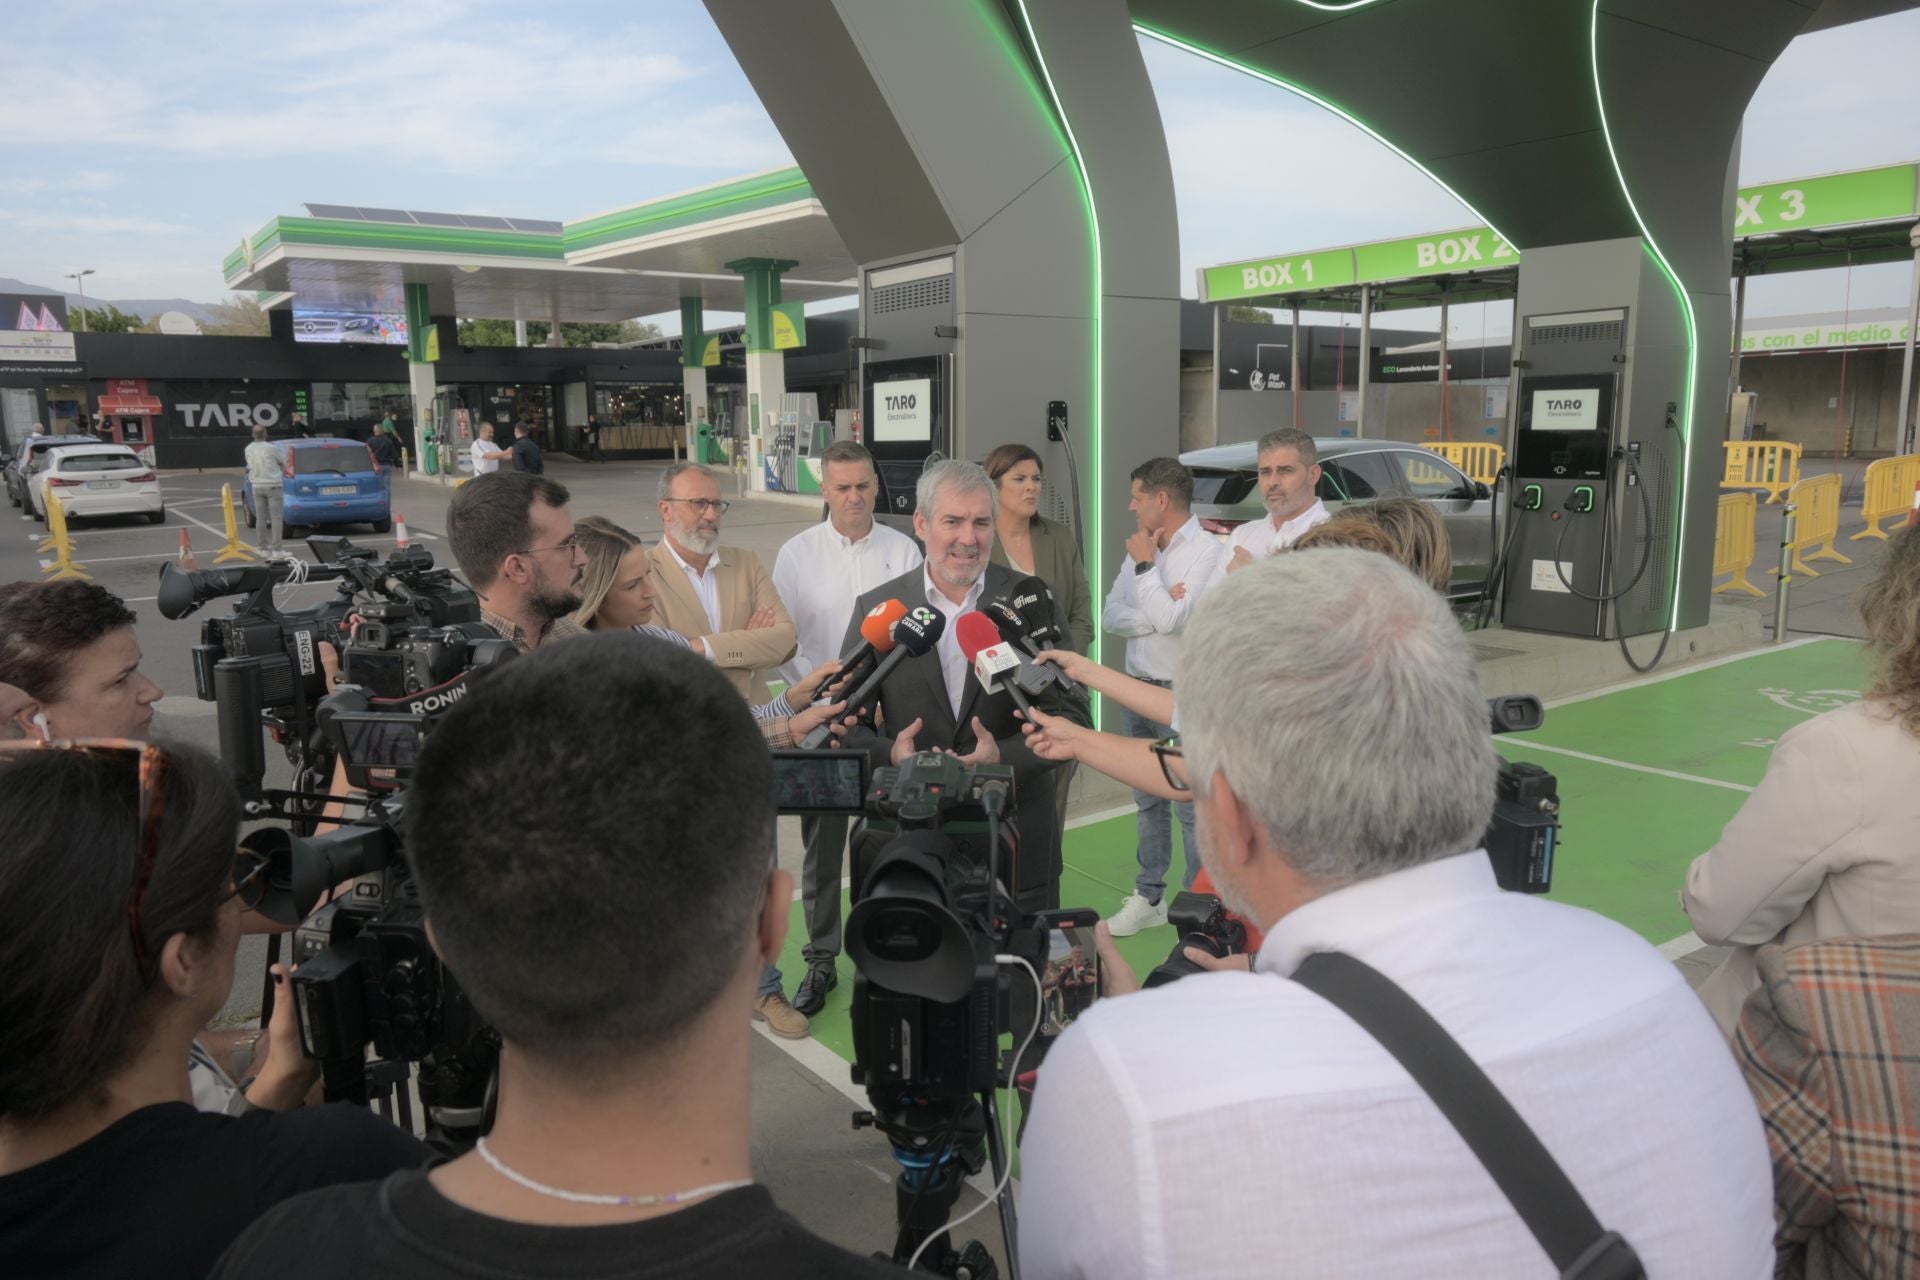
{"left": 178, "top": 528, "right": 199, "bottom": 570}
{"left": 393, "top": 513, "right": 409, "bottom": 549}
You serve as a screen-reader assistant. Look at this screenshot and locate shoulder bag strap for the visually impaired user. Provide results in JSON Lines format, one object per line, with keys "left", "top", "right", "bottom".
{"left": 1291, "top": 951, "right": 1644, "bottom": 1280}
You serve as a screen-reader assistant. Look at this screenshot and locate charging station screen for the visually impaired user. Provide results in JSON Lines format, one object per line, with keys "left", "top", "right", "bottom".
{"left": 874, "top": 377, "right": 933, "bottom": 443}
{"left": 1529, "top": 389, "right": 1601, "bottom": 432}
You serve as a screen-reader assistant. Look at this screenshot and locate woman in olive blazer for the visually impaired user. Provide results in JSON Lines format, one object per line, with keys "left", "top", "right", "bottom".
{"left": 984, "top": 443, "right": 1095, "bottom": 655}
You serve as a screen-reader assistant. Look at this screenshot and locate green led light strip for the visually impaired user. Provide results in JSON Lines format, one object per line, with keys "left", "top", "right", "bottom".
{"left": 1010, "top": 0, "right": 1104, "bottom": 681}
{"left": 1589, "top": 1, "right": 1695, "bottom": 633}
{"left": 1133, "top": 24, "right": 1513, "bottom": 250}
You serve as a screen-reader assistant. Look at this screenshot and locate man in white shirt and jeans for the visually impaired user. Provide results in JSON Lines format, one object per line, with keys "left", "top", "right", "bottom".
{"left": 772, "top": 440, "right": 922, "bottom": 1016}
{"left": 242, "top": 425, "right": 287, "bottom": 553}
{"left": 1103, "top": 457, "right": 1222, "bottom": 936}
{"left": 1020, "top": 549, "right": 1775, "bottom": 1279}
{"left": 1221, "top": 426, "right": 1330, "bottom": 578}
{"left": 469, "top": 423, "right": 509, "bottom": 476}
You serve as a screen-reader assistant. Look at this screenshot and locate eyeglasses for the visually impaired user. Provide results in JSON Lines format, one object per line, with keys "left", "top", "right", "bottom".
{"left": 227, "top": 848, "right": 269, "bottom": 912}
{"left": 1150, "top": 736, "right": 1190, "bottom": 794}
{"left": 518, "top": 532, "right": 582, "bottom": 558}
{"left": 664, "top": 498, "right": 732, "bottom": 515}
{"left": 35, "top": 738, "right": 167, "bottom": 982}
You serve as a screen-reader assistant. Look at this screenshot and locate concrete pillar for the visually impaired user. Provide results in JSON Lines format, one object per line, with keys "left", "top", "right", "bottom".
{"left": 1897, "top": 226, "right": 1920, "bottom": 455}
{"left": 1357, "top": 283, "right": 1372, "bottom": 437}
{"left": 546, "top": 311, "right": 564, "bottom": 348}
{"left": 1291, "top": 304, "right": 1302, "bottom": 431}
{"left": 680, "top": 296, "right": 708, "bottom": 459}
{"left": 514, "top": 318, "right": 528, "bottom": 348}
{"left": 727, "top": 257, "right": 797, "bottom": 493}
{"left": 1438, "top": 290, "right": 1450, "bottom": 441}
{"left": 1730, "top": 262, "right": 1747, "bottom": 438}
{"left": 403, "top": 283, "right": 437, "bottom": 467}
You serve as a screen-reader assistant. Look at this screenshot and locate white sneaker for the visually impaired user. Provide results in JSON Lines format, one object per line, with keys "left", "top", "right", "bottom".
{"left": 1106, "top": 893, "right": 1168, "bottom": 937}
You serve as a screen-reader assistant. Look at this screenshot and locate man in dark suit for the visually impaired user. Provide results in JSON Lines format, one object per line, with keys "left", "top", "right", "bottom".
{"left": 838, "top": 460, "right": 1089, "bottom": 915}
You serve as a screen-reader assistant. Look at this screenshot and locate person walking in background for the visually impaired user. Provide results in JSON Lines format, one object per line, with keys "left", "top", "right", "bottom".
{"left": 584, "top": 415, "right": 603, "bottom": 463}
{"left": 243, "top": 425, "right": 286, "bottom": 555}
{"left": 367, "top": 422, "right": 402, "bottom": 471}
{"left": 1102, "top": 457, "right": 1223, "bottom": 937}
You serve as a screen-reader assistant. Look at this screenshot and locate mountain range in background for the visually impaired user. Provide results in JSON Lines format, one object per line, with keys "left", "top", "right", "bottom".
{"left": 0, "top": 277, "right": 223, "bottom": 326}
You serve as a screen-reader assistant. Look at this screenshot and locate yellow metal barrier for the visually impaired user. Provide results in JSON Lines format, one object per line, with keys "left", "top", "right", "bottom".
{"left": 1712, "top": 492, "right": 1765, "bottom": 598}
{"left": 1422, "top": 442, "right": 1506, "bottom": 485}
{"left": 38, "top": 493, "right": 91, "bottom": 581}
{"left": 1853, "top": 453, "right": 1920, "bottom": 541}
{"left": 214, "top": 483, "right": 258, "bottom": 564}
{"left": 1780, "top": 472, "right": 1853, "bottom": 578}
{"left": 1722, "top": 440, "right": 1801, "bottom": 503}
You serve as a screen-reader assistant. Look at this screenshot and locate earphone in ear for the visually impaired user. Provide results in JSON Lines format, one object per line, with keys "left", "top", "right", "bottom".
{"left": 30, "top": 712, "right": 51, "bottom": 742}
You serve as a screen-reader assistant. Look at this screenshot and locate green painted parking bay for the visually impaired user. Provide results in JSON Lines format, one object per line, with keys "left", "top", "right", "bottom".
{"left": 774, "top": 637, "right": 1871, "bottom": 1072}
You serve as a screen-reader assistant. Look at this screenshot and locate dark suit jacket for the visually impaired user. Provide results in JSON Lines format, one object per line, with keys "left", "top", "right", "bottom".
{"left": 838, "top": 563, "right": 1091, "bottom": 908}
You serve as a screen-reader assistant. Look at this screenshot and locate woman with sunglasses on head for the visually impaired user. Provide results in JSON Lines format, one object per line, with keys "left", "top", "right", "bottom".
{"left": 0, "top": 740, "right": 427, "bottom": 1280}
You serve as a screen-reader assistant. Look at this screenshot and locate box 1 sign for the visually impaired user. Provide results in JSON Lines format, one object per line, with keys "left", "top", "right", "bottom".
{"left": 1203, "top": 250, "right": 1354, "bottom": 302}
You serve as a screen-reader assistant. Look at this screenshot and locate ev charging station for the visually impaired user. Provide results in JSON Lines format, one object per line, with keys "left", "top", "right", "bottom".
{"left": 858, "top": 255, "right": 959, "bottom": 522}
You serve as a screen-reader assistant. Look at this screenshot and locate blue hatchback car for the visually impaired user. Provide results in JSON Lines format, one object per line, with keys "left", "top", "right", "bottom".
{"left": 244, "top": 436, "right": 392, "bottom": 535}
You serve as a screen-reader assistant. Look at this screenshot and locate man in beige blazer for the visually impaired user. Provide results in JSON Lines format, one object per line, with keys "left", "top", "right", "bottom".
{"left": 647, "top": 462, "right": 796, "bottom": 704}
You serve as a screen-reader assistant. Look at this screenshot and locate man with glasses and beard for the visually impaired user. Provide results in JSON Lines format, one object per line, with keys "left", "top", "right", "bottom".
{"left": 445, "top": 474, "right": 588, "bottom": 654}
{"left": 646, "top": 462, "right": 796, "bottom": 703}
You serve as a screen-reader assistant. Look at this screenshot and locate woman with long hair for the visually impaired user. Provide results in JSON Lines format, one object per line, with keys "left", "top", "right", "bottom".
{"left": 1686, "top": 524, "right": 1920, "bottom": 1033}
{"left": 985, "top": 443, "right": 1095, "bottom": 654}
{"left": 0, "top": 740, "right": 425, "bottom": 1278}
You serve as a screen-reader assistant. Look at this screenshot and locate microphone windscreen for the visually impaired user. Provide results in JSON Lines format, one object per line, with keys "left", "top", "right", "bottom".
{"left": 955, "top": 611, "right": 1002, "bottom": 662}
{"left": 860, "top": 598, "right": 909, "bottom": 652}
{"left": 1010, "top": 576, "right": 1059, "bottom": 634}
{"left": 982, "top": 599, "right": 1027, "bottom": 644}
{"left": 892, "top": 605, "right": 946, "bottom": 656}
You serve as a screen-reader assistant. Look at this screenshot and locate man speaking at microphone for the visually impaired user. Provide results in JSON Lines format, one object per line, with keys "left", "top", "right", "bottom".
{"left": 772, "top": 440, "right": 922, "bottom": 1015}
{"left": 837, "top": 461, "right": 1090, "bottom": 912}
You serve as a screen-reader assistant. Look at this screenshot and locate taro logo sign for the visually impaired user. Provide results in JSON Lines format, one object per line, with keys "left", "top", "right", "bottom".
{"left": 169, "top": 382, "right": 294, "bottom": 434}
{"left": 177, "top": 402, "right": 281, "bottom": 429}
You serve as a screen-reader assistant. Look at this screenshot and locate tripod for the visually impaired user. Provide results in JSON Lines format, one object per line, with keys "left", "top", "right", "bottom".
{"left": 858, "top": 1088, "right": 1019, "bottom": 1278}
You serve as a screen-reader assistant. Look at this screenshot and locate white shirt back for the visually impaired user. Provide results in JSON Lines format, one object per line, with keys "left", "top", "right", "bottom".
{"left": 773, "top": 518, "right": 923, "bottom": 685}
{"left": 1018, "top": 853, "right": 1775, "bottom": 1279}
{"left": 243, "top": 440, "right": 285, "bottom": 486}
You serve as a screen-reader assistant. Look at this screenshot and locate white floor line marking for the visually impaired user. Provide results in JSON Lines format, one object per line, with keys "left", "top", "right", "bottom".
{"left": 1658, "top": 931, "right": 1706, "bottom": 960}
{"left": 1543, "top": 635, "right": 1842, "bottom": 709}
{"left": 54, "top": 550, "right": 181, "bottom": 565}
{"left": 1503, "top": 739, "right": 1755, "bottom": 793}
{"left": 1066, "top": 802, "right": 1136, "bottom": 830}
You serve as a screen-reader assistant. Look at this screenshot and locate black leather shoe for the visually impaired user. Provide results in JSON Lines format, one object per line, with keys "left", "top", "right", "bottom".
{"left": 793, "top": 964, "right": 838, "bottom": 1017}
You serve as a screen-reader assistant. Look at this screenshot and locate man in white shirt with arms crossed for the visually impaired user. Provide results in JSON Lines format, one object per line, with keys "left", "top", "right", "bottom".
{"left": 1103, "top": 457, "right": 1222, "bottom": 937}
{"left": 772, "top": 440, "right": 922, "bottom": 1016}
{"left": 1222, "top": 426, "right": 1329, "bottom": 576}
{"left": 1019, "top": 549, "right": 1774, "bottom": 1279}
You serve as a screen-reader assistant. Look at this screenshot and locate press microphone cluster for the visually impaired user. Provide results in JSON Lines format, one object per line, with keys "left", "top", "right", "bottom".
{"left": 957, "top": 612, "right": 1059, "bottom": 718}
{"left": 982, "top": 575, "right": 1079, "bottom": 695}
{"left": 797, "top": 603, "right": 945, "bottom": 749}
{"left": 833, "top": 598, "right": 910, "bottom": 690}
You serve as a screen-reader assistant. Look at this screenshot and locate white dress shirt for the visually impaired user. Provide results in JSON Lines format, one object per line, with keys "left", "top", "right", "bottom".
{"left": 469, "top": 438, "right": 501, "bottom": 476}
{"left": 1226, "top": 496, "right": 1330, "bottom": 561}
{"left": 243, "top": 440, "right": 285, "bottom": 487}
{"left": 773, "top": 518, "right": 923, "bottom": 685}
{"left": 1102, "top": 514, "right": 1223, "bottom": 681}
{"left": 1019, "top": 852, "right": 1776, "bottom": 1280}
{"left": 923, "top": 568, "right": 986, "bottom": 723}
{"left": 662, "top": 539, "right": 722, "bottom": 632}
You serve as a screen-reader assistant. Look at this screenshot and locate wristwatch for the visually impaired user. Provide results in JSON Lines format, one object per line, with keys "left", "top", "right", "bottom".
{"left": 1133, "top": 560, "right": 1154, "bottom": 575}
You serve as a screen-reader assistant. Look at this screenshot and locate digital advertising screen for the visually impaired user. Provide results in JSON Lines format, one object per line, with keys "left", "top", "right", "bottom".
{"left": 292, "top": 308, "right": 409, "bottom": 346}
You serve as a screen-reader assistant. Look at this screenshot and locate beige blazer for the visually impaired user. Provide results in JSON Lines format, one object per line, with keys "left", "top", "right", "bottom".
{"left": 1684, "top": 698, "right": 1920, "bottom": 1035}
{"left": 646, "top": 540, "right": 797, "bottom": 703}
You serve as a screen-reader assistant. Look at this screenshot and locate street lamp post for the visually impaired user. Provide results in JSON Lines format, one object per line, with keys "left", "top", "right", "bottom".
{"left": 65, "top": 269, "right": 96, "bottom": 332}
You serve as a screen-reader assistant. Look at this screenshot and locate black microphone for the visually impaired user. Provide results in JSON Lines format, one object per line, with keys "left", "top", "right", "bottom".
{"left": 798, "top": 605, "right": 946, "bottom": 748}
{"left": 1009, "top": 575, "right": 1067, "bottom": 647}
{"left": 983, "top": 597, "right": 1080, "bottom": 695}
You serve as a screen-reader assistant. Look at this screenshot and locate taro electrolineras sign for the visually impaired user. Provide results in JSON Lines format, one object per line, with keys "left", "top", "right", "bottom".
{"left": 168, "top": 383, "right": 295, "bottom": 435}
{"left": 874, "top": 377, "right": 933, "bottom": 443}
{"left": 1529, "top": 389, "right": 1600, "bottom": 432}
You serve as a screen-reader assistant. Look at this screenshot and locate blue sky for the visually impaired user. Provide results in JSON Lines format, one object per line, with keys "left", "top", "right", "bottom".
{"left": 2, "top": 0, "right": 1916, "bottom": 337}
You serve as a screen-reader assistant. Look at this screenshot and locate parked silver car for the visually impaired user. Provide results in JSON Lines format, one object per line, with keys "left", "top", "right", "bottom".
{"left": 1179, "top": 438, "right": 1494, "bottom": 604}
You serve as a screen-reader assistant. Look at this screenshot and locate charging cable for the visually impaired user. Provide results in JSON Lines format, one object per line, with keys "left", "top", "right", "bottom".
{"left": 1552, "top": 448, "right": 1654, "bottom": 603}
{"left": 905, "top": 954, "right": 1045, "bottom": 1274}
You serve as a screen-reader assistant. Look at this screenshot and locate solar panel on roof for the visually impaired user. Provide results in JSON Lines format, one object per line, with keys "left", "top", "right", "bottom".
{"left": 410, "top": 210, "right": 469, "bottom": 228}
{"left": 304, "top": 203, "right": 364, "bottom": 220}
{"left": 299, "top": 204, "right": 564, "bottom": 234}
{"left": 356, "top": 207, "right": 414, "bottom": 224}
{"left": 458, "top": 215, "right": 514, "bottom": 231}
{"left": 505, "top": 218, "right": 564, "bottom": 234}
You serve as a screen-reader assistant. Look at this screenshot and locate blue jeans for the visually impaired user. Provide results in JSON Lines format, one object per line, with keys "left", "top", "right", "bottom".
{"left": 758, "top": 963, "right": 785, "bottom": 1000}
{"left": 1124, "top": 698, "right": 1196, "bottom": 902}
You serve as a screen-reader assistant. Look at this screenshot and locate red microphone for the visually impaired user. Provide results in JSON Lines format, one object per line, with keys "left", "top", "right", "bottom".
{"left": 957, "top": 611, "right": 1033, "bottom": 715}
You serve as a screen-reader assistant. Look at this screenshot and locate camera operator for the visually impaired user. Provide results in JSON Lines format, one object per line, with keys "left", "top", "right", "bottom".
{"left": 444, "top": 472, "right": 588, "bottom": 653}
{"left": 1018, "top": 551, "right": 1774, "bottom": 1277}
{"left": 0, "top": 580, "right": 164, "bottom": 740}
{"left": 0, "top": 741, "right": 427, "bottom": 1280}
{"left": 837, "top": 460, "right": 1090, "bottom": 911}
{"left": 213, "top": 634, "right": 903, "bottom": 1280}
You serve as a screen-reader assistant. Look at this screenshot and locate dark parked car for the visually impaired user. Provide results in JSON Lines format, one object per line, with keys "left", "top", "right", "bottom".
{"left": 1180, "top": 437, "right": 1494, "bottom": 604}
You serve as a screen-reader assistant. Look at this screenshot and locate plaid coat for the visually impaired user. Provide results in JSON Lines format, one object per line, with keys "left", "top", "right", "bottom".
{"left": 1736, "top": 935, "right": 1920, "bottom": 1278}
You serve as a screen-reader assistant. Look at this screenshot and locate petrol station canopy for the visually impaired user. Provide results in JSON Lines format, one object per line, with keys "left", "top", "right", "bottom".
{"left": 1200, "top": 161, "right": 1920, "bottom": 314}
{"left": 221, "top": 166, "right": 858, "bottom": 323}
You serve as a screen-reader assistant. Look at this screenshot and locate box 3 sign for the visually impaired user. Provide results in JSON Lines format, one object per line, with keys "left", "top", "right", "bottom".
{"left": 1733, "top": 164, "right": 1917, "bottom": 235}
